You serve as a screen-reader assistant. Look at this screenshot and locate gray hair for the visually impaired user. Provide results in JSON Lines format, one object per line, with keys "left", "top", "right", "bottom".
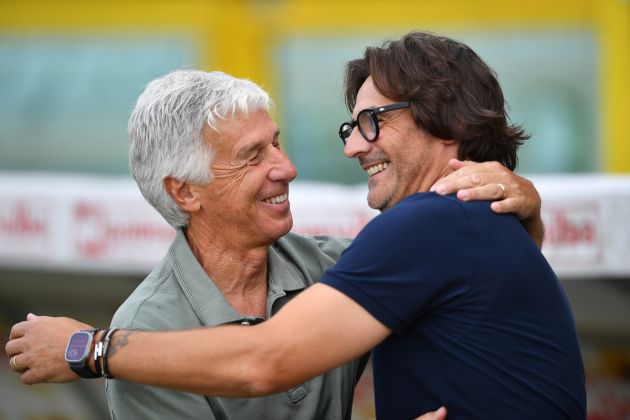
{"left": 128, "top": 69, "right": 272, "bottom": 228}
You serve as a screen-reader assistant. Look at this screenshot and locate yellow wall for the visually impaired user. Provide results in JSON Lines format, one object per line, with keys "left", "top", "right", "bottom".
{"left": 2, "top": 0, "right": 628, "bottom": 171}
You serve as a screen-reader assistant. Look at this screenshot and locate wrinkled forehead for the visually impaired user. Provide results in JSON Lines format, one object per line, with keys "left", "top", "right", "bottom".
{"left": 202, "top": 108, "right": 277, "bottom": 150}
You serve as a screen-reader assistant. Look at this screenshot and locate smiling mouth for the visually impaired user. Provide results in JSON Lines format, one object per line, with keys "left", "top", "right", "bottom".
{"left": 262, "top": 193, "right": 288, "bottom": 204}
{"left": 366, "top": 161, "right": 390, "bottom": 177}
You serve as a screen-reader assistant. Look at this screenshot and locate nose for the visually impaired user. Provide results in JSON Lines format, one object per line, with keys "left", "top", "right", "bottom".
{"left": 269, "top": 147, "right": 297, "bottom": 182}
{"left": 343, "top": 127, "right": 371, "bottom": 158}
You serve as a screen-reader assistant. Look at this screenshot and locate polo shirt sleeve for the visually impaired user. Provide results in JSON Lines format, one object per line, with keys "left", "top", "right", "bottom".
{"left": 320, "top": 194, "right": 474, "bottom": 334}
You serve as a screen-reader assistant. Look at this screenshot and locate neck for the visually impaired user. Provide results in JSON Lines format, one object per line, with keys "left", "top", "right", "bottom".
{"left": 424, "top": 163, "right": 456, "bottom": 192}
{"left": 185, "top": 220, "right": 270, "bottom": 318}
{"left": 414, "top": 139, "right": 460, "bottom": 191}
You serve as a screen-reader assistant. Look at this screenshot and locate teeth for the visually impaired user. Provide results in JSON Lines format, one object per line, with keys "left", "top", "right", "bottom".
{"left": 366, "top": 162, "right": 389, "bottom": 176}
{"left": 262, "top": 193, "right": 288, "bottom": 204}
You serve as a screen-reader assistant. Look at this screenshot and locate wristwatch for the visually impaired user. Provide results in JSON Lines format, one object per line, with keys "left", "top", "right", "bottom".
{"left": 64, "top": 328, "right": 101, "bottom": 378}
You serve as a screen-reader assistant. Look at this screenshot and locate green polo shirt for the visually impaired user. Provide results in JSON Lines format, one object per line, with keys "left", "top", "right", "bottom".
{"left": 106, "top": 229, "right": 365, "bottom": 420}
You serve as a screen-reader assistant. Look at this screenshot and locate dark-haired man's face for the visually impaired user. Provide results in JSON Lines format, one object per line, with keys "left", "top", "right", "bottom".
{"left": 343, "top": 77, "right": 457, "bottom": 211}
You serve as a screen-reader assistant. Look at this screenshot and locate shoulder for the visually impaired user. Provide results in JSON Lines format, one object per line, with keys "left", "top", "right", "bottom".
{"left": 276, "top": 232, "right": 352, "bottom": 261}
{"left": 361, "top": 193, "right": 475, "bottom": 239}
{"left": 269, "top": 233, "right": 352, "bottom": 285}
{"left": 340, "top": 193, "right": 480, "bottom": 278}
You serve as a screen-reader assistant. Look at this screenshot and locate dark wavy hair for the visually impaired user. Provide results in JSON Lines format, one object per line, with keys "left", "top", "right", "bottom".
{"left": 344, "top": 32, "right": 528, "bottom": 170}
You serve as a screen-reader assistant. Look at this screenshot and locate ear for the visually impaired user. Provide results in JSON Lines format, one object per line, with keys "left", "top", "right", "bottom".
{"left": 164, "top": 177, "right": 201, "bottom": 213}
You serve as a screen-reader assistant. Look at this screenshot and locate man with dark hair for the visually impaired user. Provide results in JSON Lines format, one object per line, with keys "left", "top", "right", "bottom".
{"left": 343, "top": 32, "right": 526, "bottom": 171}
{"left": 8, "top": 32, "right": 584, "bottom": 419}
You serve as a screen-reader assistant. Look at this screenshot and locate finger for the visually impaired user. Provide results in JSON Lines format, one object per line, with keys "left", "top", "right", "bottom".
{"left": 5, "top": 336, "right": 24, "bottom": 358}
{"left": 9, "top": 321, "right": 29, "bottom": 341}
{"left": 447, "top": 158, "right": 469, "bottom": 171}
{"left": 431, "top": 161, "right": 505, "bottom": 193}
{"left": 457, "top": 184, "right": 507, "bottom": 202}
{"left": 433, "top": 406, "right": 447, "bottom": 419}
{"left": 431, "top": 173, "right": 483, "bottom": 194}
{"left": 21, "top": 369, "right": 40, "bottom": 386}
{"left": 21, "top": 366, "right": 60, "bottom": 386}
{"left": 415, "top": 406, "right": 447, "bottom": 420}
{"left": 435, "top": 176, "right": 498, "bottom": 199}
{"left": 491, "top": 197, "right": 521, "bottom": 214}
{"left": 9, "top": 355, "right": 19, "bottom": 371}
{"left": 27, "top": 313, "right": 39, "bottom": 321}
{"left": 19, "top": 357, "right": 73, "bottom": 385}
{"left": 9, "top": 354, "right": 28, "bottom": 373}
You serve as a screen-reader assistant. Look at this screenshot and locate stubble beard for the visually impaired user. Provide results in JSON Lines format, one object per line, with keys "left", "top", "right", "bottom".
{"left": 367, "top": 175, "right": 397, "bottom": 212}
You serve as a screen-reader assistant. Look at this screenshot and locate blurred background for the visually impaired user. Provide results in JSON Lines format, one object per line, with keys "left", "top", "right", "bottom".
{"left": 1, "top": 0, "right": 629, "bottom": 419}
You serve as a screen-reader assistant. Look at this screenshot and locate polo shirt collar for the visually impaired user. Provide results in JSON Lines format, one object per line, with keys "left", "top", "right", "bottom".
{"left": 168, "top": 229, "right": 308, "bottom": 327}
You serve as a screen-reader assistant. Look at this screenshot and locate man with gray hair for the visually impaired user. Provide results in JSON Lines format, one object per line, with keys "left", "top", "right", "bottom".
{"left": 7, "top": 68, "right": 543, "bottom": 419}
{"left": 113, "top": 69, "right": 364, "bottom": 419}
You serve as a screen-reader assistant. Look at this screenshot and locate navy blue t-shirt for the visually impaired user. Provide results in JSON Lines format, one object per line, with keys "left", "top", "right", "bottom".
{"left": 321, "top": 193, "right": 585, "bottom": 419}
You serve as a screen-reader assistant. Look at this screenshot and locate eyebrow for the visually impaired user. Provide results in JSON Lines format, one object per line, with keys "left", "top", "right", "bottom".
{"left": 352, "top": 104, "right": 378, "bottom": 119}
{"left": 235, "top": 129, "right": 281, "bottom": 160}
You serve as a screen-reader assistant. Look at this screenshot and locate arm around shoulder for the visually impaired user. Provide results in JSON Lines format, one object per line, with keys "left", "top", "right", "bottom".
{"left": 104, "top": 283, "right": 390, "bottom": 397}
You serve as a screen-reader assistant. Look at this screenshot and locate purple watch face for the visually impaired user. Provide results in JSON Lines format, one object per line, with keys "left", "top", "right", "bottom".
{"left": 65, "top": 332, "right": 90, "bottom": 362}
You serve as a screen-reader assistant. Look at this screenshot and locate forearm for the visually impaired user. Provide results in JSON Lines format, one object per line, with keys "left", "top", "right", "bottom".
{"left": 7, "top": 286, "right": 386, "bottom": 391}
{"left": 94, "top": 285, "right": 387, "bottom": 397}
{"left": 97, "top": 326, "right": 281, "bottom": 397}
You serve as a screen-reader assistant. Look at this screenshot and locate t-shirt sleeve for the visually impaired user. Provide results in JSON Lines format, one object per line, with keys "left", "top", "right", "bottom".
{"left": 320, "top": 194, "right": 474, "bottom": 334}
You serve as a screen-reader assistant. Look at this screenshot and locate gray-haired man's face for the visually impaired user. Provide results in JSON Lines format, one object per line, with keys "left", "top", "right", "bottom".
{"left": 188, "top": 110, "right": 297, "bottom": 246}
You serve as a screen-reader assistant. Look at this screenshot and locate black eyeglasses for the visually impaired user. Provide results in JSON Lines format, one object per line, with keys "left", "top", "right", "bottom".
{"left": 338, "top": 101, "right": 410, "bottom": 145}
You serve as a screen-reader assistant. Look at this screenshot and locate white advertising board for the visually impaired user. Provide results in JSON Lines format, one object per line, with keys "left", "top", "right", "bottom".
{"left": 0, "top": 173, "right": 628, "bottom": 278}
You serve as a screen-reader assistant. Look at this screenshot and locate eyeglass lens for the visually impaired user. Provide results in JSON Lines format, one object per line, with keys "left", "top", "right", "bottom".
{"left": 358, "top": 110, "right": 377, "bottom": 141}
